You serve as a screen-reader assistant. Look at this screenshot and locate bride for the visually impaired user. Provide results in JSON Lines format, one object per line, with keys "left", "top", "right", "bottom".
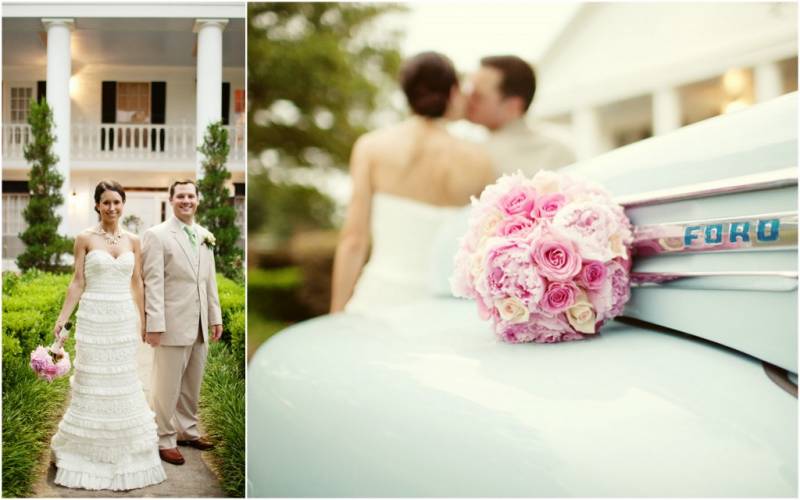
{"left": 330, "top": 51, "right": 495, "bottom": 313}
{"left": 49, "top": 180, "right": 166, "bottom": 490}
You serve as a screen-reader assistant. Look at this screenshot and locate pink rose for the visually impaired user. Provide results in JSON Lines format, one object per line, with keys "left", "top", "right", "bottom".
{"left": 551, "top": 201, "right": 618, "bottom": 261}
{"left": 537, "top": 193, "right": 566, "bottom": 219}
{"left": 482, "top": 239, "right": 546, "bottom": 309}
{"left": 498, "top": 186, "right": 537, "bottom": 218}
{"left": 497, "top": 215, "right": 535, "bottom": 238}
{"left": 531, "top": 237, "right": 581, "bottom": 282}
{"left": 578, "top": 260, "right": 607, "bottom": 290}
{"left": 540, "top": 281, "right": 578, "bottom": 314}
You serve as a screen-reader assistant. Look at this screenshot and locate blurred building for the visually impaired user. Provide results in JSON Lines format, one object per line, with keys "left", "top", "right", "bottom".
{"left": 532, "top": 2, "right": 797, "bottom": 160}
{"left": 2, "top": 2, "right": 246, "bottom": 266}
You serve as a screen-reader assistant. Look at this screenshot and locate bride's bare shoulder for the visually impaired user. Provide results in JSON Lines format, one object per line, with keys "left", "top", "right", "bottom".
{"left": 356, "top": 125, "right": 399, "bottom": 150}
{"left": 452, "top": 136, "right": 492, "bottom": 166}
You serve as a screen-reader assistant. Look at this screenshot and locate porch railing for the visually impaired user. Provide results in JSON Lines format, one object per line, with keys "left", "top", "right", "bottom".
{"left": 2, "top": 124, "right": 32, "bottom": 161}
{"left": 2, "top": 122, "right": 244, "bottom": 163}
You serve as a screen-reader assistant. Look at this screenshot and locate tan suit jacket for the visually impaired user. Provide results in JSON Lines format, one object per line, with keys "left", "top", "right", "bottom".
{"left": 487, "top": 118, "right": 577, "bottom": 178}
{"left": 142, "top": 216, "right": 222, "bottom": 346}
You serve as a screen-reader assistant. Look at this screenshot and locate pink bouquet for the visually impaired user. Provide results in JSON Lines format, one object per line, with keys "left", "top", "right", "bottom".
{"left": 451, "top": 170, "right": 633, "bottom": 343}
{"left": 29, "top": 322, "right": 72, "bottom": 382}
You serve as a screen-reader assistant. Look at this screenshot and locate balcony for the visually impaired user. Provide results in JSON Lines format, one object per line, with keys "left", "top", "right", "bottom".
{"left": 2, "top": 122, "right": 245, "bottom": 170}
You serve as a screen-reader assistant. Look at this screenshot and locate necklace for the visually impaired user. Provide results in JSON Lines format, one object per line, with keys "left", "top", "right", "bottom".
{"left": 95, "top": 224, "right": 122, "bottom": 246}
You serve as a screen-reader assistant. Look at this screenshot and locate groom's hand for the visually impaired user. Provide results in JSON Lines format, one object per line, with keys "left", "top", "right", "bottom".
{"left": 146, "top": 332, "right": 163, "bottom": 347}
{"left": 211, "top": 324, "right": 223, "bottom": 342}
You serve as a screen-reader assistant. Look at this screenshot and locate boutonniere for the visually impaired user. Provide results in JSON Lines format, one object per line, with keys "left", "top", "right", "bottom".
{"left": 202, "top": 232, "right": 216, "bottom": 248}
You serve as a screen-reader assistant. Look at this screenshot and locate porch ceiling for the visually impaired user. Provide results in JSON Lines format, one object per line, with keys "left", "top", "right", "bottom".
{"left": 2, "top": 17, "right": 244, "bottom": 68}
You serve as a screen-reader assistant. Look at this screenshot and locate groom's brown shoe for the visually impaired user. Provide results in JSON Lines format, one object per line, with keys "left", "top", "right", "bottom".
{"left": 159, "top": 447, "right": 185, "bottom": 465}
{"left": 177, "top": 437, "right": 214, "bottom": 451}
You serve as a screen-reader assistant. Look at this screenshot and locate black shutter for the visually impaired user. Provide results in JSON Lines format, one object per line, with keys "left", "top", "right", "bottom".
{"left": 151, "top": 82, "right": 166, "bottom": 124}
{"left": 151, "top": 82, "right": 166, "bottom": 152}
{"left": 101, "top": 81, "right": 116, "bottom": 123}
{"left": 101, "top": 81, "right": 117, "bottom": 151}
{"left": 2, "top": 180, "right": 29, "bottom": 194}
{"left": 221, "top": 82, "right": 230, "bottom": 126}
{"left": 36, "top": 81, "right": 46, "bottom": 103}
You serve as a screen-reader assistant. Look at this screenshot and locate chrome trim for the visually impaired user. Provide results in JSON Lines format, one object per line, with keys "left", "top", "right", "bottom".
{"left": 632, "top": 271, "right": 799, "bottom": 279}
{"left": 632, "top": 212, "right": 797, "bottom": 256}
{"left": 631, "top": 271, "right": 798, "bottom": 292}
{"left": 615, "top": 167, "right": 797, "bottom": 208}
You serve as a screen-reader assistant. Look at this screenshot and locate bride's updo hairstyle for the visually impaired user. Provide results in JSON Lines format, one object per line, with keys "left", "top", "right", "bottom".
{"left": 93, "top": 180, "right": 126, "bottom": 214}
{"left": 400, "top": 51, "right": 458, "bottom": 118}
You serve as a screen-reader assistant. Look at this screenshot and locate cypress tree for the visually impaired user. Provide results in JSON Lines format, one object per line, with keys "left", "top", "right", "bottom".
{"left": 17, "top": 99, "right": 71, "bottom": 272}
{"left": 197, "top": 121, "right": 243, "bottom": 281}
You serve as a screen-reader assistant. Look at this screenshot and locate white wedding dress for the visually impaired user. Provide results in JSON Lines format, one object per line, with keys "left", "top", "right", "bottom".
{"left": 345, "top": 193, "right": 466, "bottom": 313}
{"left": 50, "top": 249, "right": 166, "bottom": 491}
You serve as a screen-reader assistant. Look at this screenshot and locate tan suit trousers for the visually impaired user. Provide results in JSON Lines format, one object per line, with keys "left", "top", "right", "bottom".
{"left": 150, "top": 323, "right": 207, "bottom": 449}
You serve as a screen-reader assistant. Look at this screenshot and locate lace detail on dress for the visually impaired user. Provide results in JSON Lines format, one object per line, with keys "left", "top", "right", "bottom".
{"left": 50, "top": 250, "right": 165, "bottom": 491}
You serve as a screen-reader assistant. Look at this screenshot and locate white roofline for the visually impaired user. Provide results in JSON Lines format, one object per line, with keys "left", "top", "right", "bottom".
{"left": 534, "top": 4, "right": 589, "bottom": 64}
{"left": 2, "top": 2, "right": 246, "bottom": 19}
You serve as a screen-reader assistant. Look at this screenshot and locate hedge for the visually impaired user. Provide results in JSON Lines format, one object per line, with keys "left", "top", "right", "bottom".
{"left": 2, "top": 271, "right": 73, "bottom": 498}
{"left": 200, "top": 274, "right": 246, "bottom": 496}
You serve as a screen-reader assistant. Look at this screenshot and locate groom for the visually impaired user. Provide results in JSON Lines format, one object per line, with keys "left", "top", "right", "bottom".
{"left": 466, "top": 55, "right": 576, "bottom": 177}
{"left": 142, "top": 179, "right": 223, "bottom": 466}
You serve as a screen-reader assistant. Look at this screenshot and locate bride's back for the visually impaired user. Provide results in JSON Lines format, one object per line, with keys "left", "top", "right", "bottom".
{"left": 331, "top": 51, "right": 495, "bottom": 313}
{"left": 363, "top": 118, "right": 494, "bottom": 206}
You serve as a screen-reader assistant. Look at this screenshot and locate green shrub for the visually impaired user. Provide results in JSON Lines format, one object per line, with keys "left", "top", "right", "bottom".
{"left": 216, "top": 274, "right": 245, "bottom": 350}
{"left": 2, "top": 310, "right": 46, "bottom": 356}
{"left": 247, "top": 267, "right": 310, "bottom": 321}
{"left": 2, "top": 270, "right": 74, "bottom": 498}
{"left": 227, "top": 309, "right": 246, "bottom": 374}
{"left": 200, "top": 342, "right": 245, "bottom": 497}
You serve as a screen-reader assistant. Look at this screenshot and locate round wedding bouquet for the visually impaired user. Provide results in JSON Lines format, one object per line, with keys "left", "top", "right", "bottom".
{"left": 451, "top": 170, "right": 634, "bottom": 343}
{"left": 30, "top": 322, "right": 72, "bottom": 382}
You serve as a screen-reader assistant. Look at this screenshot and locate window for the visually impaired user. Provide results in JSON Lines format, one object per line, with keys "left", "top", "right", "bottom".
{"left": 3, "top": 194, "right": 29, "bottom": 236}
{"left": 115, "top": 82, "right": 151, "bottom": 149}
{"left": 116, "top": 82, "right": 150, "bottom": 124}
{"left": 10, "top": 87, "right": 33, "bottom": 123}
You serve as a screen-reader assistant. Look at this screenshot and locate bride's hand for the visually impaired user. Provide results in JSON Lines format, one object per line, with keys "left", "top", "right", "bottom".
{"left": 53, "top": 319, "right": 66, "bottom": 340}
{"left": 145, "top": 332, "right": 162, "bottom": 347}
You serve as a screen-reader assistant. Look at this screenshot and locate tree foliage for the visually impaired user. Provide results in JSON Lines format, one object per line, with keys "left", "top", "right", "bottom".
{"left": 197, "top": 121, "right": 243, "bottom": 281}
{"left": 17, "top": 99, "right": 72, "bottom": 272}
{"left": 248, "top": 2, "right": 405, "bottom": 240}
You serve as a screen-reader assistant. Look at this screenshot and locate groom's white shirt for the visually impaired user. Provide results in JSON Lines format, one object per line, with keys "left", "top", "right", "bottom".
{"left": 485, "top": 118, "right": 576, "bottom": 178}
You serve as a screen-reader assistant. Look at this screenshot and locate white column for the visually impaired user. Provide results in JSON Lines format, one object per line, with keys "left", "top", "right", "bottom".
{"left": 754, "top": 61, "right": 783, "bottom": 103}
{"left": 652, "top": 87, "right": 681, "bottom": 136}
{"left": 193, "top": 19, "right": 228, "bottom": 179}
{"left": 571, "top": 107, "right": 603, "bottom": 161}
{"left": 42, "top": 18, "right": 74, "bottom": 235}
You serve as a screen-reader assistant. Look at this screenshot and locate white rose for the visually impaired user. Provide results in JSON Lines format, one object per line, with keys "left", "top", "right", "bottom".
{"left": 496, "top": 296, "right": 530, "bottom": 324}
{"left": 566, "top": 293, "right": 597, "bottom": 334}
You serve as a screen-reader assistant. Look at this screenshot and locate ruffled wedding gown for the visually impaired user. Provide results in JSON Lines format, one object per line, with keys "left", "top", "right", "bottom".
{"left": 345, "top": 192, "right": 466, "bottom": 313}
{"left": 50, "top": 249, "right": 166, "bottom": 491}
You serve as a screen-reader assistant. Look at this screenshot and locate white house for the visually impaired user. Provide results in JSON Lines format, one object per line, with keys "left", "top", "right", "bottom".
{"left": 2, "top": 2, "right": 246, "bottom": 267}
{"left": 531, "top": 2, "right": 797, "bottom": 160}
